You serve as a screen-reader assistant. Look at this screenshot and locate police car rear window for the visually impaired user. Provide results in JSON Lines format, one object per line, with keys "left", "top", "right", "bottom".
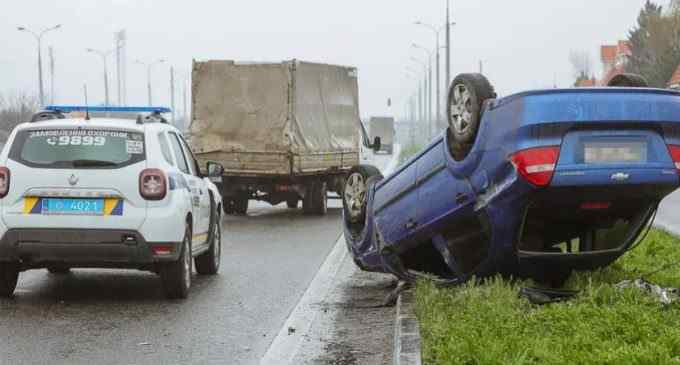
{"left": 9, "top": 129, "right": 146, "bottom": 169}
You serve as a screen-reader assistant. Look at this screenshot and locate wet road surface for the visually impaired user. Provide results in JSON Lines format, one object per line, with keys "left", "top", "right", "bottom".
{"left": 0, "top": 202, "right": 344, "bottom": 364}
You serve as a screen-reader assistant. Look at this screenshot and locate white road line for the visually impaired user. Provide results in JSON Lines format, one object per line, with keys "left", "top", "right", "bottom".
{"left": 261, "top": 146, "right": 401, "bottom": 364}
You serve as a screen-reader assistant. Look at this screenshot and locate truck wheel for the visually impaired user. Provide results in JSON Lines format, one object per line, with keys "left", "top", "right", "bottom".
{"left": 0, "top": 263, "right": 19, "bottom": 298}
{"left": 607, "top": 73, "right": 648, "bottom": 87}
{"left": 286, "top": 197, "right": 299, "bottom": 209}
{"left": 161, "top": 224, "right": 192, "bottom": 299}
{"left": 233, "top": 196, "right": 249, "bottom": 215}
{"left": 343, "top": 165, "right": 382, "bottom": 224}
{"left": 196, "top": 202, "right": 221, "bottom": 275}
{"left": 303, "top": 182, "right": 327, "bottom": 215}
{"left": 447, "top": 73, "right": 496, "bottom": 160}
{"left": 223, "top": 198, "right": 234, "bottom": 215}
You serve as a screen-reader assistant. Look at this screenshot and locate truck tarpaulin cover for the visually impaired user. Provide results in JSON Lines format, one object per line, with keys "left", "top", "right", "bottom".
{"left": 190, "top": 60, "right": 360, "bottom": 174}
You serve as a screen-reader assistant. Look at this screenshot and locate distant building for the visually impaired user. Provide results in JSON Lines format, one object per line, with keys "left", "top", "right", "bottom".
{"left": 600, "top": 40, "right": 632, "bottom": 85}
{"left": 669, "top": 66, "right": 680, "bottom": 90}
{"left": 575, "top": 77, "right": 597, "bottom": 87}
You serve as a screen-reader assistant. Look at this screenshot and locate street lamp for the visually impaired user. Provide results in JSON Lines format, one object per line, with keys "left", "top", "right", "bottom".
{"left": 411, "top": 52, "right": 432, "bottom": 139}
{"left": 411, "top": 57, "right": 432, "bottom": 139}
{"left": 414, "top": 21, "right": 455, "bottom": 131}
{"left": 86, "top": 48, "right": 115, "bottom": 107}
{"left": 135, "top": 59, "right": 165, "bottom": 106}
{"left": 17, "top": 24, "right": 62, "bottom": 105}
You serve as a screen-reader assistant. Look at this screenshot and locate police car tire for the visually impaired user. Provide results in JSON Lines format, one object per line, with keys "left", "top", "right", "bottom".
{"left": 0, "top": 263, "right": 19, "bottom": 298}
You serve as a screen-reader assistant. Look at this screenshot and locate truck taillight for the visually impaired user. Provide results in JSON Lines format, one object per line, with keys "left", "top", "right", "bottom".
{"left": 0, "top": 167, "right": 9, "bottom": 198}
{"left": 510, "top": 146, "right": 560, "bottom": 187}
{"left": 139, "top": 169, "right": 167, "bottom": 200}
{"left": 667, "top": 145, "right": 680, "bottom": 173}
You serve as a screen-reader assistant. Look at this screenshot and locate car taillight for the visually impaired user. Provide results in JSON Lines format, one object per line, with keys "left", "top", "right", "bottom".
{"left": 667, "top": 145, "right": 680, "bottom": 173}
{"left": 139, "top": 168, "right": 167, "bottom": 200}
{"left": 0, "top": 167, "right": 10, "bottom": 198}
{"left": 510, "top": 146, "right": 560, "bottom": 187}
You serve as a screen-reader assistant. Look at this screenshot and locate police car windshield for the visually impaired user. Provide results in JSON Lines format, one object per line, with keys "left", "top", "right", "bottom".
{"left": 9, "top": 128, "right": 146, "bottom": 169}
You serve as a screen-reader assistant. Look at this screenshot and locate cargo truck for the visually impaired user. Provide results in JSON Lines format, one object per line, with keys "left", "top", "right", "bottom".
{"left": 369, "top": 116, "right": 395, "bottom": 154}
{"left": 189, "top": 60, "right": 380, "bottom": 215}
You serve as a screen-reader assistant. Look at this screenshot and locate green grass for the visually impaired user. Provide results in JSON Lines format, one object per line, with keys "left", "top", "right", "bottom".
{"left": 399, "top": 143, "right": 423, "bottom": 164}
{"left": 415, "top": 229, "right": 680, "bottom": 365}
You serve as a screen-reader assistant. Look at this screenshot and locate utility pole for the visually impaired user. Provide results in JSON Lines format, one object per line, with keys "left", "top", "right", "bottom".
{"left": 183, "top": 77, "right": 188, "bottom": 131}
{"left": 86, "top": 48, "right": 114, "bottom": 107}
{"left": 17, "top": 24, "right": 61, "bottom": 105}
{"left": 170, "top": 67, "right": 176, "bottom": 127}
{"left": 49, "top": 46, "right": 55, "bottom": 104}
{"left": 136, "top": 59, "right": 165, "bottom": 106}
{"left": 115, "top": 30, "right": 126, "bottom": 106}
{"left": 446, "top": 0, "right": 451, "bottom": 92}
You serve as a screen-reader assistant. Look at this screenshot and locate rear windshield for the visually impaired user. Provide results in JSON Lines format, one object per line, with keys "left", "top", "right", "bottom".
{"left": 9, "top": 129, "right": 145, "bottom": 169}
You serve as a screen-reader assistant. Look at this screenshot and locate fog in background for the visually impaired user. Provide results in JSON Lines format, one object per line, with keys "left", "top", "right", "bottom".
{"left": 0, "top": 0, "right": 656, "bottom": 118}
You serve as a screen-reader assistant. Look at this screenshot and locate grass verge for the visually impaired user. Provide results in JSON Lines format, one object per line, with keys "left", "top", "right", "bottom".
{"left": 399, "top": 143, "right": 423, "bottom": 164}
{"left": 415, "top": 228, "right": 680, "bottom": 365}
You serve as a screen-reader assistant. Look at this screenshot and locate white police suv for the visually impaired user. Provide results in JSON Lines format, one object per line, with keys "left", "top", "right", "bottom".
{"left": 0, "top": 106, "right": 224, "bottom": 299}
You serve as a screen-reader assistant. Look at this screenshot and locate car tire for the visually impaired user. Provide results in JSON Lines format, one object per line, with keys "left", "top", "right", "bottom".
{"left": 286, "top": 197, "right": 299, "bottom": 209}
{"left": 343, "top": 165, "right": 382, "bottom": 224}
{"left": 196, "top": 203, "right": 221, "bottom": 276}
{"left": 47, "top": 267, "right": 71, "bottom": 275}
{"left": 233, "top": 195, "right": 248, "bottom": 215}
{"left": 447, "top": 73, "right": 496, "bottom": 160}
{"left": 161, "top": 224, "right": 192, "bottom": 299}
{"left": 0, "top": 263, "right": 19, "bottom": 298}
{"left": 303, "top": 182, "right": 327, "bottom": 215}
{"left": 607, "top": 73, "right": 648, "bottom": 87}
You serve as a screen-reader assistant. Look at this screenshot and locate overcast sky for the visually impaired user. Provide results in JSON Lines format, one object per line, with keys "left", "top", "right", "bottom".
{"left": 0, "top": 0, "right": 662, "bottom": 118}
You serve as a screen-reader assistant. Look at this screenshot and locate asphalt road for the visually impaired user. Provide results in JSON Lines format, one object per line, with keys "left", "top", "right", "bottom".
{"left": 0, "top": 153, "right": 394, "bottom": 365}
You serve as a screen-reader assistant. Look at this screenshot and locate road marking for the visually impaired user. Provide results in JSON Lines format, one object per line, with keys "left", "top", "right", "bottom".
{"left": 261, "top": 146, "right": 401, "bottom": 364}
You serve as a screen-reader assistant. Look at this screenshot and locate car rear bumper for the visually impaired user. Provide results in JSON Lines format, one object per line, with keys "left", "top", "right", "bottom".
{"left": 0, "top": 228, "right": 181, "bottom": 269}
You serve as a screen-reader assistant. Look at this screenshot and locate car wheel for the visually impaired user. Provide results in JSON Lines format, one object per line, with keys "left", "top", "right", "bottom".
{"left": 47, "top": 267, "right": 71, "bottom": 275}
{"left": 447, "top": 73, "right": 496, "bottom": 160}
{"left": 607, "top": 73, "right": 648, "bottom": 87}
{"left": 196, "top": 207, "right": 221, "bottom": 275}
{"left": 0, "top": 263, "right": 19, "bottom": 298}
{"left": 161, "top": 224, "right": 192, "bottom": 299}
{"left": 286, "top": 197, "right": 299, "bottom": 209}
{"left": 233, "top": 195, "right": 249, "bottom": 215}
{"left": 343, "top": 165, "right": 382, "bottom": 224}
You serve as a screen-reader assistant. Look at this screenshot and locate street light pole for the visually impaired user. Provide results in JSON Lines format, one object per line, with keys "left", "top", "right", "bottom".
{"left": 412, "top": 49, "right": 433, "bottom": 139}
{"left": 86, "top": 48, "right": 114, "bottom": 107}
{"left": 17, "top": 24, "right": 61, "bottom": 105}
{"left": 414, "top": 21, "right": 455, "bottom": 133}
{"left": 136, "top": 59, "right": 165, "bottom": 106}
{"left": 446, "top": 0, "right": 451, "bottom": 92}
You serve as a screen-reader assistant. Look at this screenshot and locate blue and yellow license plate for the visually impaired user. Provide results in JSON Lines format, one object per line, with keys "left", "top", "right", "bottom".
{"left": 24, "top": 197, "right": 124, "bottom": 216}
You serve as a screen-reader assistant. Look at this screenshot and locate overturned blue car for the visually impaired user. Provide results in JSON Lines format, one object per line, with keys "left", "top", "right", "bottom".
{"left": 342, "top": 73, "right": 680, "bottom": 286}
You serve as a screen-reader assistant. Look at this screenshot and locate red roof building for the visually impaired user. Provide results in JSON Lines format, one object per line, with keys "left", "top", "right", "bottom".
{"left": 600, "top": 40, "right": 632, "bottom": 85}
{"left": 669, "top": 66, "right": 680, "bottom": 89}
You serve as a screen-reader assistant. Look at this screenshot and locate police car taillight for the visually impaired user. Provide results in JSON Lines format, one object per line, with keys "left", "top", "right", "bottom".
{"left": 139, "top": 169, "right": 167, "bottom": 200}
{"left": 667, "top": 145, "right": 680, "bottom": 173}
{"left": 510, "top": 146, "right": 560, "bottom": 187}
{"left": 0, "top": 167, "right": 9, "bottom": 198}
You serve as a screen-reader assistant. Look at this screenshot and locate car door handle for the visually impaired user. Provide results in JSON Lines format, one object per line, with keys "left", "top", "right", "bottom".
{"left": 405, "top": 219, "right": 417, "bottom": 230}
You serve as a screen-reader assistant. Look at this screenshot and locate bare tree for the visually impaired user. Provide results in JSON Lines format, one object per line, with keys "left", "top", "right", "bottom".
{"left": 569, "top": 50, "right": 593, "bottom": 81}
{"left": 0, "top": 91, "right": 41, "bottom": 138}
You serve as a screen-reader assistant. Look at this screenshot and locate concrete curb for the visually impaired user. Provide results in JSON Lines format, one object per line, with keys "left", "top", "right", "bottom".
{"left": 393, "top": 287, "right": 422, "bottom": 365}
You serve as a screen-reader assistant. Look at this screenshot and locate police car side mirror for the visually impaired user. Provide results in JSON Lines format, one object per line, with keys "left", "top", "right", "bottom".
{"left": 206, "top": 161, "right": 224, "bottom": 177}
